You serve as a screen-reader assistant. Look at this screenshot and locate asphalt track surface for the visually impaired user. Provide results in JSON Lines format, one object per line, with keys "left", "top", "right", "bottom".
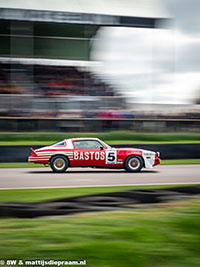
{"left": 0, "top": 165, "right": 200, "bottom": 190}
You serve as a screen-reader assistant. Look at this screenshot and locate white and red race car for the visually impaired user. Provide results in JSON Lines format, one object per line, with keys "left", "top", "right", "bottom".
{"left": 28, "top": 138, "right": 160, "bottom": 173}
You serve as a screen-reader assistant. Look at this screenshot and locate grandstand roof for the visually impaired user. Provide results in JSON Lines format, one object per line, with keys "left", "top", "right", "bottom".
{"left": 0, "top": 0, "right": 167, "bottom": 17}
{"left": 0, "top": 0, "right": 169, "bottom": 61}
{"left": 0, "top": 0, "right": 168, "bottom": 27}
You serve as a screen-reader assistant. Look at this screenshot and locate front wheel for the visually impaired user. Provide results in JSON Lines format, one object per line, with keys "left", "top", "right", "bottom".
{"left": 124, "top": 156, "right": 143, "bottom": 172}
{"left": 50, "top": 155, "right": 69, "bottom": 173}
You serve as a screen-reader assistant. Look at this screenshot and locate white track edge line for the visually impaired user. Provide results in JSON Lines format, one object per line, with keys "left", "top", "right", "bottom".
{"left": 0, "top": 182, "right": 199, "bottom": 190}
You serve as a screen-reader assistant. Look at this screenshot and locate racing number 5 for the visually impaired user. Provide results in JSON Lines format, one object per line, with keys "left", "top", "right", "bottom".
{"left": 108, "top": 152, "right": 115, "bottom": 161}
{"left": 106, "top": 150, "right": 117, "bottom": 164}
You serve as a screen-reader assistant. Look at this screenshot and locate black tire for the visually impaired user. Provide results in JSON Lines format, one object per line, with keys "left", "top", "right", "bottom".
{"left": 50, "top": 155, "right": 69, "bottom": 173}
{"left": 124, "top": 156, "right": 143, "bottom": 172}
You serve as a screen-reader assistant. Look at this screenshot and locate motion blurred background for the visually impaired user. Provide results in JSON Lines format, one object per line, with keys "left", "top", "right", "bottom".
{"left": 0, "top": 2, "right": 200, "bottom": 266}
{"left": 0, "top": 0, "right": 199, "bottom": 133}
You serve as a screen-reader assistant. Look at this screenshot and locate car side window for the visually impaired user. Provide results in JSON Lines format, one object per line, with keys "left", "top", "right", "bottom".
{"left": 73, "top": 140, "right": 103, "bottom": 149}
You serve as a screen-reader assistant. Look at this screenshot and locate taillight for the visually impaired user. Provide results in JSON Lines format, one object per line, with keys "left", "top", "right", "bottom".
{"left": 30, "top": 147, "right": 37, "bottom": 156}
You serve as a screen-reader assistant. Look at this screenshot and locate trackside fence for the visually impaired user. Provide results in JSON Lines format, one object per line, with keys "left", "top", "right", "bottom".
{"left": 0, "top": 117, "right": 200, "bottom": 132}
{"left": 0, "top": 144, "right": 200, "bottom": 162}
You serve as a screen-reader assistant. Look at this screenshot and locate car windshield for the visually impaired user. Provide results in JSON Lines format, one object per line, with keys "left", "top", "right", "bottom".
{"left": 100, "top": 140, "right": 111, "bottom": 149}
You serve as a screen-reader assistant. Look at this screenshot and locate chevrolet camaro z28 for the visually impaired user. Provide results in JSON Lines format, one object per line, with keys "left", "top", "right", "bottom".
{"left": 28, "top": 138, "right": 161, "bottom": 173}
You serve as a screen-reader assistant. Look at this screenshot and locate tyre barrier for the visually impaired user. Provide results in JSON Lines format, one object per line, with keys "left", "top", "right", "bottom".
{"left": 0, "top": 186, "right": 200, "bottom": 218}
{"left": 73, "top": 196, "right": 138, "bottom": 207}
{"left": 1, "top": 143, "right": 200, "bottom": 162}
{"left": 163, "top": 186, "right": 200, "bottom": 194}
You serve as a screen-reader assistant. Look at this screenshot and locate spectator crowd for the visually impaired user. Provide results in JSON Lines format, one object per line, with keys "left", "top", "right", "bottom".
{"left": 0, "top": 62, "right": 199, "bottom": 120}
{"left": 0, "top": 63, "right": 115, "bottom": 97}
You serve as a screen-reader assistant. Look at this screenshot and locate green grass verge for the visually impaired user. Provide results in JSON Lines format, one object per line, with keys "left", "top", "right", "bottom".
{"left": 0, "top": 131, "right": 200, "bottom": 145}
{"left": 0, "top": 192, "right": 199, "bottom": 266}
{"left": 0, "top": 185, "right": 136, "bottom": 202}
{"left": 0, "top": 184, "right": 191, "bottom": 203}
{"left": 0, "top": 159, "right": 200, "bottom": 168}
{"left": 0, "top": 162, "right": 45, "bottom": 168}
{"left": 162, "top": 159, "right": 200, "bottom": 165}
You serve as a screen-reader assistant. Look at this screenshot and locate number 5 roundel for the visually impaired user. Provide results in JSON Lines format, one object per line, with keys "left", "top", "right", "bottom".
{"left": 106, "top": 150, "right": 117, "bottom": 164}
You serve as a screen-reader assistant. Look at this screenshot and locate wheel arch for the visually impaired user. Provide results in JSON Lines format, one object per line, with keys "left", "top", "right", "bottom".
{"left": 49, "top": 154, "right": 70, "bottom": 166}
{"left": 124, "top": 154, "right": 145, "bottom": 168}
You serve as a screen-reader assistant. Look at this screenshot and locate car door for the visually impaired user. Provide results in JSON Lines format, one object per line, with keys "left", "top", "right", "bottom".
{"left": 72, "top": 140, "right": 90, "bottom": 167}
{"left": 72, "top": 140, "right": 106, "bottom": 167}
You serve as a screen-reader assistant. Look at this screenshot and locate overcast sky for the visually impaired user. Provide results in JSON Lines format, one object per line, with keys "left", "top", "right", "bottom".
{"left": 91, "top": 0, "right": 200, "bottom": 104}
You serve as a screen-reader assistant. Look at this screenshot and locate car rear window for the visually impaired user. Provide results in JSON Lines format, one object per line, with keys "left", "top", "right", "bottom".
{"left": 52, "top": 141, "right": 65, "bottom": 146}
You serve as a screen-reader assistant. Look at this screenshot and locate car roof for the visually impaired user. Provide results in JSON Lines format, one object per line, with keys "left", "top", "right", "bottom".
{"left": 68, "top": 137, "right": 101, "bottom": 142}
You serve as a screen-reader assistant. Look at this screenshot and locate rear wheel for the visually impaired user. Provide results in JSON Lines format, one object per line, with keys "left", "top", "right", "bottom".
{"left": 124, "top": 156, "right": 143, "bottom": 172}
{"left": 50, "top": 155, "right": 69, "bottom": 173}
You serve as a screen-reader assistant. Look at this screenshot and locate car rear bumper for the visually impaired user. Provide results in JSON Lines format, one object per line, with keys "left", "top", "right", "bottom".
{"left": 28, "top": 156, "right": 48, "bottom": 164}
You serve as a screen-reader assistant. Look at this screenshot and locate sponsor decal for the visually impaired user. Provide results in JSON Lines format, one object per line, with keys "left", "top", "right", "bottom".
{"left": 143, "top": 152, "right": 154, "bottom": 156}
{"left": 143, "top": 152, "right": 155, "bottom": 168}
{"left": 74, "top": 151, "right": 105, "bottom": 161}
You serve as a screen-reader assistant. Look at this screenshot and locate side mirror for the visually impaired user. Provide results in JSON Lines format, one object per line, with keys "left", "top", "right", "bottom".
{"left": 100, "top": 146, "right": 104, "bottom": 150}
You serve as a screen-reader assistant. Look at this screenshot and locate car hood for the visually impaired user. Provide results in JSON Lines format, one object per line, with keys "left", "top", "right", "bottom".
{"left": 114, "top": 147, "right": 156, "bottom": 154}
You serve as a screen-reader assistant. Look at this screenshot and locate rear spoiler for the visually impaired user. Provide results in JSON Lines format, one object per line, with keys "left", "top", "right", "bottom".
{"left": 30, "top": 147, "right": 37, "bottom": 156}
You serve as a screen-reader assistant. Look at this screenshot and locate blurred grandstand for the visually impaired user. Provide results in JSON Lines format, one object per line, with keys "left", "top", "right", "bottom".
{"left": 0, "top": 61, "right": 126, "bottom": 118}
{"left": 0, "top": 0, "right": 166, "bottom": 120}
{"left": 0, "top": 0, "right": 199, "bottom": 131}
{"left": 0, "top": 61, "right": 199, "bottom": 120}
